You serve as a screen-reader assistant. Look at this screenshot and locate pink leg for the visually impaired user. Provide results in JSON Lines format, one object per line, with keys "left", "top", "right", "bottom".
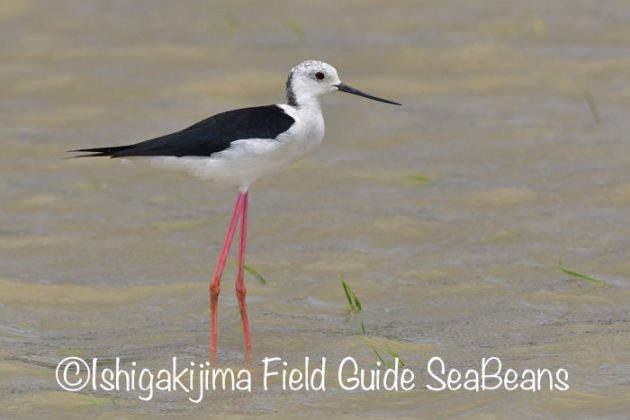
{"left": 236, "top": 192, "right": 251, "bottom": 354}
{"left": 210, "top": 192, "right": 244, "bottom": 360}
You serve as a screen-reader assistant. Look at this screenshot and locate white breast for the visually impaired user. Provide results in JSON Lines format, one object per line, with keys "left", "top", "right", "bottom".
{"left": 277, "top": 103, "right": 325, "bottom": 158}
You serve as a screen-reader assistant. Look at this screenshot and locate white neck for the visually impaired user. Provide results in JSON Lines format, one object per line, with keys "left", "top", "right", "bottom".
{"left": 291, "top": 93, "right": 322, "bottom": 112}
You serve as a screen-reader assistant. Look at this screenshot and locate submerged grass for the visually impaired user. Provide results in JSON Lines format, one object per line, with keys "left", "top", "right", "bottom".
{"left": 558, "top": 266, "right": 608, "bottom": 286}
{"left": 359, "top": 336, "right": 407, "bottom": 368}
{"left": 406, "top": 174, "right": 431, "bottom": 186}
{"left": 531, "top": 18, "right": 546, "bottom": 37}
{"left": 75, "top": 178, "right": 108, "bottom": 191}
{"left": 373, "top": 348, "right": 387, "bottom": 365}
{"left": 223, "top": 9, "right": 239, "bottom": 29}
{"left": 339, "top": 275, "right": 405, "bottom": 366}
{"left": 382, "top": 348, "right": 406, "bottom": 367}
{"left": 581, "top": 88, "right": 601, "bottom": 126}
{"left": 285, "top": 20, "right": 307, "bottom": 46}
{"left": 153, "top": 219, "right": 206, "bottom": 229}
{"left": 79, "top": 395, "right": 114, "bottom": 407}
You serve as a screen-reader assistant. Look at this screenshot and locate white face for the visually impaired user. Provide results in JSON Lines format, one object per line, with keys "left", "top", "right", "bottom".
{"left": 288, "top": 60, "right": 342, "bottom": 99}
{"left": 286, "top": 60, "right": 401, "bottom": 107}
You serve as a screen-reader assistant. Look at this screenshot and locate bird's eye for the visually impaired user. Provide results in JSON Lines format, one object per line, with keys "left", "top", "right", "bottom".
{"left": 314, "top": 72, "right": 325, "bottom": 80}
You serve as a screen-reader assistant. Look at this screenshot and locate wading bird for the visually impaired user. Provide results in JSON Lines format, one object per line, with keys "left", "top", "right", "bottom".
{"left": 70, "top": 60, "right": 400, "bottom": 359}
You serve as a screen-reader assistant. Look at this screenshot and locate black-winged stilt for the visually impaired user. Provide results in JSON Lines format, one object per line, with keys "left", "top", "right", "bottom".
{"left": 70, "top": 60, "right": 401, "bottom": 359}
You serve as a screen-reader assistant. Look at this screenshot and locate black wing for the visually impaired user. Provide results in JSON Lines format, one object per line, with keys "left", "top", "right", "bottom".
{"left": 70, "top": 105, "right": 295, "bottom": 158}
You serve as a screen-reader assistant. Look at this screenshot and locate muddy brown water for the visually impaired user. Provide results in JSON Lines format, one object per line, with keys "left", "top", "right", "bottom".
{"left": 1, "top": 0, "right": 630, "bottom": 417}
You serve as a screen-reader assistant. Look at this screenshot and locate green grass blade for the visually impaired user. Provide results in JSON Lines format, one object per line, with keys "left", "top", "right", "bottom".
{"left": 284, "top": 20, "right": 307, "bottom": 46}
{"left": 360, "top": 320, "right": 366, "bottom": 335}
{"left": 407, "top": 174, "right": 431, "bottom": 185}
{"left": 373, "top": 348, "right": 387, "bottom": 365}
{"left": 340, "top": 275, "right": 354, "bottom": 307}
{"left": 582, "top": 89, "right": 601, "bottom": 125}
{"left": 341, "top": 277, "right": 361, "bottom": 311}
{"left": 385, "top": 349, "right": 406, "bottom": 367}
{"left": 339, "top": 275, "right": 362, "bottom": 312}
{"left": 353, "top": 293, "right": 362, "bottom": 311}
{"left": 223, "top": 9, "right": 239, "bottom": 29}
{"left": 558, "top": 266, "right": 608, "bottom": 286}
{"left": 244, "top": 264, "right": 267, "bottom": 284}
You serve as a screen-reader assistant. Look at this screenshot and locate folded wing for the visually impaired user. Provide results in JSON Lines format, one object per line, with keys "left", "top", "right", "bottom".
{"left": 70, "top": 105, "right": 295, "bottom": 158}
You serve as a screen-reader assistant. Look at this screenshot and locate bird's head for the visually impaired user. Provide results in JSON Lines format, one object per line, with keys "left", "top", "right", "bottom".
{"left": 286, "top": 60, "right": 401, "bottom": 107}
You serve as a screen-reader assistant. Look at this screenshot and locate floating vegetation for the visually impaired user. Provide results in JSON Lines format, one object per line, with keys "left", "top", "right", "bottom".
{"left": 558, "top": 266, "right": 608, "bottom": 286}
{"left": 79, "top": 395, "right": 112, "bottom": 407}
{"left": 383, "top": 348, "right": 405, "bottom": 365}
{"left": 56, "top": 347, "right": 86, "bottom": 358}
{"left": 75, "top": 178, "right": 108, "bottom": 192}
{"left": 581, "top": 88, "right": 601, "bottom": 126}
{"left": 531, "top": 18, "right": 546, "bottom": 37}
{"left": 374, "top": 348, "right": 406, "bottom": 368}
{"left": 497, "top": 18, "right": 547, "bottom": 40}
{"left": 373, "top": 348, "right": 387, "bottom": 365}
{"left": 223, "top": 9, "right": 239, "bottom": 29}
{"left": 284, "top": 20, "right": 307, "bottom": 46}
{"left": 359, "top": 336, "right": 407, "bottom": 368}
{"left": 244, "top": 264, "right": 267, "bottom": 284}
{"left": 152, "top": 219, "right": 206, "bottom": 230}
{"left": 406, "top": 174, "right": 431, "bottom": 186}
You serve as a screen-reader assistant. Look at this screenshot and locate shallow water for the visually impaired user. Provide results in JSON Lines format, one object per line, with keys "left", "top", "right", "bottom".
{"left": 1, "top": 0, "right": 630, "bottom": 417}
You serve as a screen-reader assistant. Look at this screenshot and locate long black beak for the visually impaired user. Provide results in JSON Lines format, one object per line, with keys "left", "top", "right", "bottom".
{"left": 336, "top": 83, "right": 401, "bottom": 106}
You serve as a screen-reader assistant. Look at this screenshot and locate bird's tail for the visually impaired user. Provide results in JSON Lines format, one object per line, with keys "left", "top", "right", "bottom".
{"left": 67, "top": 146, "right": 132, "bottom": 158}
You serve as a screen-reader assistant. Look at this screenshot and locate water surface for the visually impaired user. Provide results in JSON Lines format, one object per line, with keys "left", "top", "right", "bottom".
{"left": 1, "top": 0, "right": 629, "bottom": 417}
